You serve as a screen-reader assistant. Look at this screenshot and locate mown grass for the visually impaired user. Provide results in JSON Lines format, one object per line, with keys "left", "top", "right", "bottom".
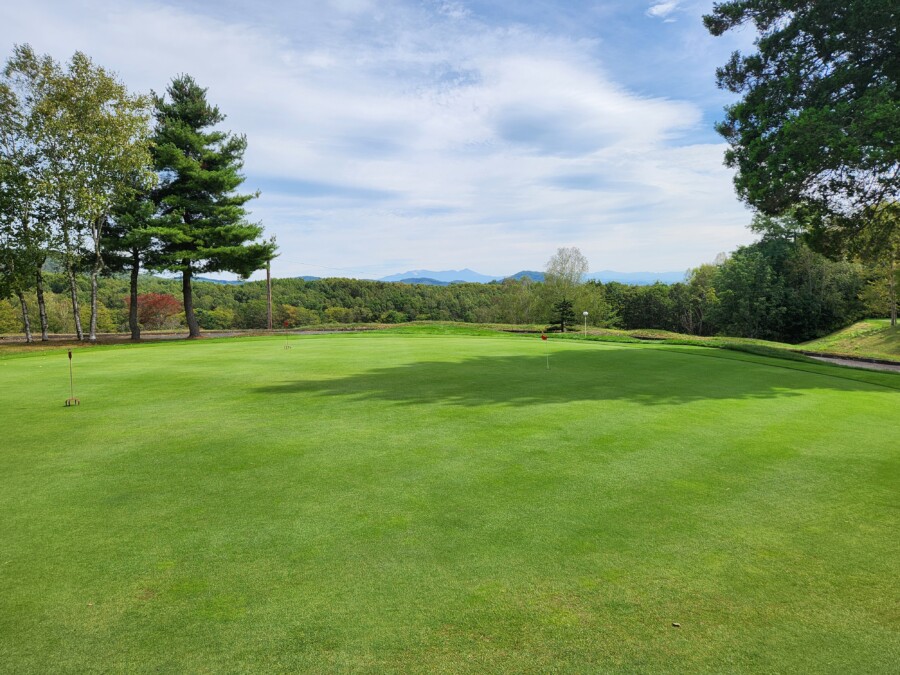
{"left": 0, "top": 332, "right": 898, "bottom": 672}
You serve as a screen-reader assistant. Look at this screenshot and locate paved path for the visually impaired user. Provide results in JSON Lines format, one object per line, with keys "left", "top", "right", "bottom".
{"left": 807, "top": 355, "right": 900, "bottom": 373}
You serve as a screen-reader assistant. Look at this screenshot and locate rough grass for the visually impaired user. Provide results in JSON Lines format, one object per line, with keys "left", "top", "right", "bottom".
{"left": 801, "top": 319, "right": 899, "bottom": 362}
{"left": 0, "top": 333, "right": 898, "bottom": 673}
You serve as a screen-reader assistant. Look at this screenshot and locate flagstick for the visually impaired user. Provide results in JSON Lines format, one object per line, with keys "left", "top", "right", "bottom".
{"left": 65, "top": 350, "right": 80, "bottom": 406}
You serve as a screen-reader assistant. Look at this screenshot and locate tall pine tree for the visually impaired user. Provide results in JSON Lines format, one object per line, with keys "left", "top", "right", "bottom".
{"left": 151, "top": 75, "right": 275, "bottom": 337}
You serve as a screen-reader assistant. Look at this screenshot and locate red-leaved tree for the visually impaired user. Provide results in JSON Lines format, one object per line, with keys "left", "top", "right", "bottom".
{"left": 125, "top": 293, "right": 183, "bottom": 330}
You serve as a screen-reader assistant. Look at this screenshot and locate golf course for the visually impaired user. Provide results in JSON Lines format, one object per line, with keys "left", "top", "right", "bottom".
{"left": 0, "top": 330, "right": 897, "bottom": 672}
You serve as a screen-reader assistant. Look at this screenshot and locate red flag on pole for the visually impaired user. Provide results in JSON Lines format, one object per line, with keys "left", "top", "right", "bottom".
{"left": 541, "top": 334, "right": 547, "bottom": 341}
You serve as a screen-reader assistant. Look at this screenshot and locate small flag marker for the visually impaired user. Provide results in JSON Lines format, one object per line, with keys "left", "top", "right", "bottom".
{"left": 283, "top": 320, "right": 292, "bottom": 349}
{"left": 65, "top": 350, "right": 80, "bottom": 406}
{"left": 541, "top": 333, "right": 549, "bottom": 369}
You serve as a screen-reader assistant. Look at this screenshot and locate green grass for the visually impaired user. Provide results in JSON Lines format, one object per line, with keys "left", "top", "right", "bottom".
{"left": 801, "top": 319, "right": 899, "bottom": 362}
{"left": 1, "top": 333, "right": 898, "bottom": 672}
{"left": 389, "top": 319, "right": 900, "bottom": 363}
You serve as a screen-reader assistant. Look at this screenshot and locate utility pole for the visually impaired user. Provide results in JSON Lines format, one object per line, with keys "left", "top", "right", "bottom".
{"left": 266, "top": 259, "right": 273, "bottom": 331}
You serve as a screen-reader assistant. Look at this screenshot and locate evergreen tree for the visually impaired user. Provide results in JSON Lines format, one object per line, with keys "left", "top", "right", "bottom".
{"left": 704, "top": 1, "right": 899, "bottom": 238}
{"left": 151, "top": 75, "right": 275, "bottom": 337}
{"left": 551, "top": 298, "right": 576, "bottom": 332}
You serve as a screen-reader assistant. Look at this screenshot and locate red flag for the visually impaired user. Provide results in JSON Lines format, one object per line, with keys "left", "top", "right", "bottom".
{"left": 541, "top": 334, "right": 547, "bottom": 341}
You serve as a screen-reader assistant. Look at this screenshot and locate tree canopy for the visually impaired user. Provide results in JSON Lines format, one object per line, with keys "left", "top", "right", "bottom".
{"left": 704, "top": 0, "right": 899, "bottom": 234}
{"left": 151, "top": 75, "right": 276, "bottom": 337}
{"left": 544, "top": 246, "right": 589, "bottom": 304}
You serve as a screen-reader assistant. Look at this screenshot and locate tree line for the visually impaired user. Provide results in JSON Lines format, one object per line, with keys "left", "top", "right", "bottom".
{"left": 0, "top": 224, "right": 889, "bottom": 343}
{"left": 0, "top": 45, "right": 275, "bottom": 344}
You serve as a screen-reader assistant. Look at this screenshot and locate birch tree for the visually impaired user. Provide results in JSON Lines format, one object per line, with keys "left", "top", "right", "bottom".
{"left": 43, "top": 51, "right": 154, "bottom": 341}
{"left": 0, "top": 46, "right": 54, "bottom": 340}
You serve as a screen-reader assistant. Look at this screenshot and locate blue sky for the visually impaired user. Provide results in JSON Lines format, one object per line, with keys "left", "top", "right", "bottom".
{"left": 3, "top": 0, "right": 759, "bottom": 279}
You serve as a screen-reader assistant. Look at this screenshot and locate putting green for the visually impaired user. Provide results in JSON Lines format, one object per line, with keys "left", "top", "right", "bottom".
{"left": 0, "top": 334, "right": 897, "bottom": 672}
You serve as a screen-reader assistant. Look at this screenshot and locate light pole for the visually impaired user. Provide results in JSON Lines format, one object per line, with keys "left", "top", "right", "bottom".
{"left": 583, "top": 310, "right": 589, "bottom": 337}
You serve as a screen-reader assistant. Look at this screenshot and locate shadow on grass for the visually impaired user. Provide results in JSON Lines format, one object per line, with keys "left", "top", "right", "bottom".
{"left": 253, "top": 349, "right": 893, "bottom": 407}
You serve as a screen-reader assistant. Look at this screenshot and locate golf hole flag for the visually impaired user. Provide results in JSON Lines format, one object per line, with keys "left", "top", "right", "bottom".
{"left": 541, "top": 333, "right": 549, "bottom": 369}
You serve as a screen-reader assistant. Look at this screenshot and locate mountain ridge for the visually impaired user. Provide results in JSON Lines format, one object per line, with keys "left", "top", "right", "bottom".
{"left": 186, "top": 269, "right": 686, "bottom": 286}
{"left": 379, "top": 269, "right": 686, "bottom": 285}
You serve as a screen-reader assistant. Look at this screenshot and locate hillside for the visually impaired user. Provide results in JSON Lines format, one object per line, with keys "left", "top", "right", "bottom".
{"left": 801, "top": 319, "right": 899, "bottom": 362}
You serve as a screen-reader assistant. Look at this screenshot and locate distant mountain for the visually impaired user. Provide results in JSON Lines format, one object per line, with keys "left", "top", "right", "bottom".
{"left": 503, "top": 270, "right": 544, "bottom": 282}
{"left": 586, "top": 270, "right": 685, "bottom": 285}
{"left": 499, "top": 270, "right": 685, "bottom": 285}
{"left": 192, "top": 274, "right": 323, "bottom": 284}
{"left": 194, "top": 276, "right": 244, "bottom": 285}
{"left": 395, "top": 277, "right": 452, "bottom": 286}
{"left": 379, "top": 268, "right": 500, "bottom": 283}
{"left": 172, "top": 269, "right": 684, "bottom": 286}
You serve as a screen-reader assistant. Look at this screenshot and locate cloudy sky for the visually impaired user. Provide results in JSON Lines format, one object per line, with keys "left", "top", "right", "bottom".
{"left": 2, "top": 0, "right": 758, "bottom": 279}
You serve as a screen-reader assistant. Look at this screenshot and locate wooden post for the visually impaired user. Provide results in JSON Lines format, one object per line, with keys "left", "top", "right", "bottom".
{"left": 266, "top": 260, "right": 273, "bottom": 331}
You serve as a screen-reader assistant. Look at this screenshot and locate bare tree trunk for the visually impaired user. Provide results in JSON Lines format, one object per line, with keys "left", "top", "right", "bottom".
{"left": 59, "top": 219, "right": 85, "bottom": 340}
{"left": 65, "top": 256, "right": 83, "bottom": 341}
{"left": 61, "top": 220, "right": 84, "bottom": 340}
{"left": 89, "top": 271, "right": 99, "bottom": 342}
{"left": 88, "top": 217, "right": 106, "bottom": 343}
{"left": 890, "top": 258, "right": 896, "bottom": 328}
{"left": 35, "top": 266, "right": 49, "bottom": 341}
{"left": 16, "top": 290, "right": 33, "bottom": 343}
{"left": 129, "top": 248, "right": 141, "bottom": 340}
{"left": 182, "top": 263, "right": 200, "bottom": 338}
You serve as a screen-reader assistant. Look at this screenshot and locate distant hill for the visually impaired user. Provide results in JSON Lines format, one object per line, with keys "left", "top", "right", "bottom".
{"left": 187, "top": 269, "right": 685, "bottom": 286}
{"left": 379, "top": 268, "right": 684, "bottom": 285}
{"left": 380, "top": 269, "right": 499, "bottom": 283}
{"left": 194, "top": 276, "right": 244, "bottom": 285}
{"left": 503, "top": 270, "right": 544, "bottom": 282}
{"left": 194, "top": 275, "right": 323, "bottom": 284}
{"left": 586, "top": 270, "right": 686, "bottom": 285}
{"left": 395, "top": 277, "right": 452, "bottom": 286}
{"left": 499, "top": 270, "right": 684, "bottom": 285}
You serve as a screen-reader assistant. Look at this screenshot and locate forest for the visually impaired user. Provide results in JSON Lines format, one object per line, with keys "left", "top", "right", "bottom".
{"left": 0, "top": 226, "right": 891, "bottom": 344}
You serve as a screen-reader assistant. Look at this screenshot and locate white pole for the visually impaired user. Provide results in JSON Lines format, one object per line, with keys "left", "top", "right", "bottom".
{"left": 583, "top": 311, "right": 589, "bottom": 337}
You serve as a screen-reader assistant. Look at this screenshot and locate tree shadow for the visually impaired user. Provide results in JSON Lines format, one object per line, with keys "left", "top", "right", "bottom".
{"left": 253, "top": 349, "right": 891, "bottom": 407}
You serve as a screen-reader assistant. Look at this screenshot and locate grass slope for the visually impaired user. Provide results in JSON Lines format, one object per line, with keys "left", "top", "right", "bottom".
{"left": 801, "top": 319, "right": 899, "bottom": 362}
{"left": 0, "top": 334, "right": 897, "bottom": 672}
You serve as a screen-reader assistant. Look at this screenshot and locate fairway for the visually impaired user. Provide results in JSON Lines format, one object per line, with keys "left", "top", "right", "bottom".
{"left": 1, "top": 333, "right": 898, "bottom": 672}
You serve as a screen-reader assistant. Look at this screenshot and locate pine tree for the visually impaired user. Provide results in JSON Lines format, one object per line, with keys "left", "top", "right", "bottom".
{"left": 704, "top": 1, "right": 899, "bottom": 236}
{"left": 552, "top": 298, "right": 576, "bottom": 333}
{"left": 151, "top": 75, "right": 275, "bottom": 337}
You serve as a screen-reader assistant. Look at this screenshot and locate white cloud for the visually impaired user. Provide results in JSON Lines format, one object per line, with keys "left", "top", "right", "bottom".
{"left": 646, "top": 2, "right": 681, "bottom": 20}
{"left": 0, "top": 0, "right": 752, "bottom": 279}
{"left": 436, "top": 1, "right": 470, "bottom": 20}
